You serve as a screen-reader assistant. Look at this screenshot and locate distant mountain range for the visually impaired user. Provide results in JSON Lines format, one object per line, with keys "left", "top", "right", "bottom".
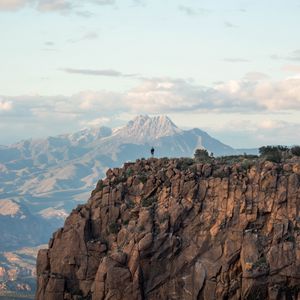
{"left": 0, "top": 115, "right": 257, "bottom": 249}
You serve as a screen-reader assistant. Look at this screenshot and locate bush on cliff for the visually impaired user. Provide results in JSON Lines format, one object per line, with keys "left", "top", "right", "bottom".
{"left": 194, "top": 149, "right": 212, "bottom": 163}
{"left": 291, "top": 146, "right": 300, "bottom": 157}
{"left": 259, "top": 146, "right": 283, "bottom": 163}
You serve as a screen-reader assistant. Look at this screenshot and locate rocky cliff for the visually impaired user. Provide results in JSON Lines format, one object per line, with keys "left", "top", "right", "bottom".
{"left": 36, "top": 157, "right": 300, "bottom": 300}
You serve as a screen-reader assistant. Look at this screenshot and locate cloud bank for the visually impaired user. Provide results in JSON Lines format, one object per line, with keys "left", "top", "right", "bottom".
{"left": 0, "top": 0, "right": 117, "bottom": 13}
{"left": 1, "top": 77, "right": 300, "bottom": 119}
{"left": 1, "top": 76, "right": 300, "bottom": 145}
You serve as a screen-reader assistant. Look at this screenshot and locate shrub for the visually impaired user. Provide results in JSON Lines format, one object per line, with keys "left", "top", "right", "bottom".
{"left": 177, "top": 158, "right": 194, "bottom": 170}
{"left": 215, "top": 155, "right": 250, "bottom": 164}
{"left": 241, "top": 159, "right": 254, "bottom": 171}
{"left": 161, "top": 157, "right": 170, "bottom": 165}
{"left": 125, "top": 167, "right": 134, "bottom": 176}
{"left": 96, "top": 180, "right": 105, "bottom": 191}
{"left": 291, "top": 146, "right": 300, "bottom": 156}
{"left": 284, "top": 235, "right": 295, "bottom": 243}
{"left": 194, "top": 149, "right": 210, "bottom": 162}
{"left": 138, "top": 174, "right": 148, "bottom": 184}
{"left": 259, "top": 146, "right": 283, "bottom": 163}
{"left": 114, "top": 175, "right": 127, "bottom": 184}
{"left": 211, "top": 168, "right": 228, "bottom": 178}
{"left": 91, "top": 180, "right": 107, "bottom": 196}
{"left": 141, "top": 196, "right": 157, "bottom": 207}
{"left": 126, "top": 199, "right": 135, "bottom": 209}
{"left": 109, "top": 222, "right": 120, "bottom": 234}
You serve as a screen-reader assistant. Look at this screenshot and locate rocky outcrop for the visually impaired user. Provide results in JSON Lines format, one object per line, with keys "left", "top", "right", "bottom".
{"left": 36, "top": 158, "right": 300, "bottom": 299}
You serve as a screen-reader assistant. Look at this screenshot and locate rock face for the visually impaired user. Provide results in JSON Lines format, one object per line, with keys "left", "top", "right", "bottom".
{"left": 36, "top": 158, "right": 300, "bottom": 300}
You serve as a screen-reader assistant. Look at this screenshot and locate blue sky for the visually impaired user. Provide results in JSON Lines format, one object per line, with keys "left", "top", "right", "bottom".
{"left": 0, "top": 0, "right": 300, "bottom": 147}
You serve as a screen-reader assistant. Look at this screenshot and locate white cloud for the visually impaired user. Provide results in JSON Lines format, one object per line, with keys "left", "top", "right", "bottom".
{"left": 282, "top": 65, "right": 300, "bottom": 73}
{"left": 0, "top": 92, "right": 125, "bottom": 144}
{"left": 0, "top": 0, "right": 28, "bottom": 11}
{"left": 2, "top": 76, "right": 300, "bottom": 120}
{"left": 123, "top": 77, "right": 300, "bottom": 113}
{"left": 73, "top": 90, "right": 125, "bottom": 112}
{"left": 81, "top": 117, "right": 110, "bottom": 127}
{"left": 0, "top": 100, "right": 12, "bottom": 111}
{"left": 37, "top": 0, "right": 71, "bottom": 12}
{"left": 94, "top": 0, "right": 115, "bottom": 5}
{"left": 215, "top": 78, "right": 300, "bottom": 111}
{"left": 0, "top": 0, "right": 115, "bottom": 12}
{"left": 243, "top": 72, "right": 269, "bottom": 81}
{"left": 0, "top": 0, "right": 133, "bottom": 12}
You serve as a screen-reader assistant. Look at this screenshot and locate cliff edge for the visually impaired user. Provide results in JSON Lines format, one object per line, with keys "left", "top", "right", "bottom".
{"left": 36, "top": 157, "right": 300, "bottom": 300}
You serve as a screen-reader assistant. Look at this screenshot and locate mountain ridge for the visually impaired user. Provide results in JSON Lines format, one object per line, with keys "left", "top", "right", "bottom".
{"left": 0, "top": 115, "right": 256, "bottom": 250}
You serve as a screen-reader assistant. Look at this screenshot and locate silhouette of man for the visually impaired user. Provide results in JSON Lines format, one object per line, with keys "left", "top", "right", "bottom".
{"left": 151, "top": 147, "right": 155, "bottom": 157}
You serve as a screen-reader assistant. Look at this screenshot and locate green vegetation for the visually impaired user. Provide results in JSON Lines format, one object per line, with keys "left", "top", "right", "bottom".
{"left": 109, "top": 222, "right": 120, "bottom": 234}
{"left": 194, "top": 149, "right": 212, "bottom": 163}
{"left": 211, "top": 168, "right": 228, "bottom": 178}
{"left": 284, "top": 235, "right": 296, "bottom": 243}
{"left": 138, "top": 173, "right": 148, "bottom": 184}
{"left": 177, "top": 157, "right": 194, "bottom": 170}
{"left": 215, "top": 154, "right": 258, "bottom": 164}
{"left": 141, "top": 196, "right": 157, "bottom": 207}
{"left": 114, "top": 176, "right": 127, "bottom": 184}
{"left": 259, "top": 146, "right": 285, "bottom": 163}
{"left": 95, "top": 180, "right": 106, "bottom": 191}
{"left": 123, "top": 219, "right": 129, "bottom": 225}
{"left": 291, "top": 146, "right": 300, "bottom": 156}
{"left": 125, "top": 167, "right": 134, "bottom": 176}
{"left": 161, "top": 157, "right": 170, "bottom": 165}
{"left": 258, "top": 145, "right": 300, "bottom": 162}
{"left": 240, "top": 159, "right": 255, "bottom": 170}
{"left": 126, "top": 198, "right": 135, "bottom": 209}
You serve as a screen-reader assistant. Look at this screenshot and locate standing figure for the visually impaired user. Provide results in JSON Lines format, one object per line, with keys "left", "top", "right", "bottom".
{"left": 151, "top": 147, "right": 155, "bottom": 157}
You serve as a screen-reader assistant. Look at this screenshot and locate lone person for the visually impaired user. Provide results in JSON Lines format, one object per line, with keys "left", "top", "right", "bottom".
{"left": 151, "top": 147, "right": 155, "bottom": 157}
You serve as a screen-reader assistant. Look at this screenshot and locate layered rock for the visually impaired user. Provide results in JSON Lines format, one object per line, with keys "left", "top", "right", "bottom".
{"left": 36, "top": 158, "right": 300, "bottom": 300}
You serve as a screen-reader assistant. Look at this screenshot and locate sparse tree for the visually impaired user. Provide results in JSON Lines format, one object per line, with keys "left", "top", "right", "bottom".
{"left": 194, "top": 149, "right": 210, "bottom": 162}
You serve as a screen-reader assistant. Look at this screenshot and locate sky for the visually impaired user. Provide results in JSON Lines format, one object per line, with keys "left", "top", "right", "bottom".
{"left": 0, "top": 0, "right": 300, "bottom": 148}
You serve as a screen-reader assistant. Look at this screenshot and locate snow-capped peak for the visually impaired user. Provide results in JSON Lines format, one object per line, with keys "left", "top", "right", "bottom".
{"left": 116, "top": 115, "right": 182, "bottom": 142}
